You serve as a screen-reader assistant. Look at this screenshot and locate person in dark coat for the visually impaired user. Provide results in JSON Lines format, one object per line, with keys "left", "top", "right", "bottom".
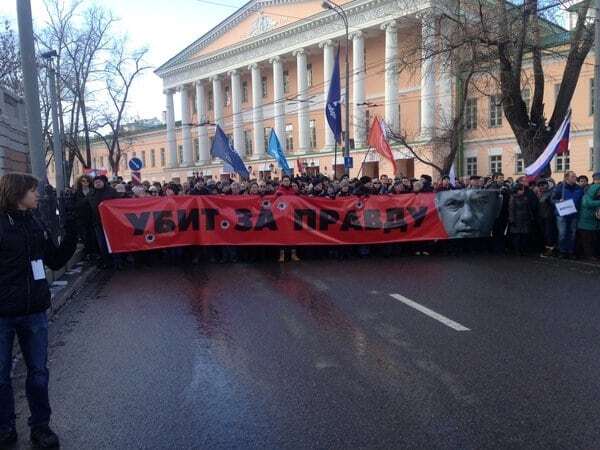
{"left": 73, "top": 175, "right": 96, "bottom": 259}
{"left": 0, "top": 173, "right": 77, "bottom": 448}
{"left": 88, "top": 175, "right": 119, "bottom": 268}
{"left": 509, "top": 184, "right": 535, "bottom": 255}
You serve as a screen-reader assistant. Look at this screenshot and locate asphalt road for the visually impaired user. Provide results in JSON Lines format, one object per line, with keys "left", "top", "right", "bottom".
{"left": 9, "top": 254, "right": 600, "bottom": 449}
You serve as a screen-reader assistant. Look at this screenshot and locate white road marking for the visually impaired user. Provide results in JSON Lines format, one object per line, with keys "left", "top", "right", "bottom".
{"left": 389, "top": 293, "right": 470, "bottom": 332}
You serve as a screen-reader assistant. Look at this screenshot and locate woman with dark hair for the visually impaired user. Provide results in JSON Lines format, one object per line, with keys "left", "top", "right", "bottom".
{"left": 0, "top": 173, "right": 77, "bottom": 448}
{"left": 73, "top": 175, "right": 96, "bottom": 259}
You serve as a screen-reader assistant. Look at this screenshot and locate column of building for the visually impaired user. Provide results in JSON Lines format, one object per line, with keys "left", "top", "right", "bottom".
{"left": 180, "top": 85, "right": 193, "bottom": 166}
{"left": 295, "top": 48, "right": 310, "bottom": 152}
{"left": 271, "top": 56, "right": 286, "bottom": 150}
{"left": 230, "top": 69, "right": 245, "bottom": 156}
{"left": 195, "top": 80, "right": 210, "bottom": 164}
{"left": 250, "top": 63, "right": 266, "bottom": 158}
{"left": 352, "top": 31, "right": 366, "bottom": 149}
{"left": 165, "top": 89, "right": 178, "bottom": 168}
{"left": 382, "top": 21, "right": 398, "bottom": 133}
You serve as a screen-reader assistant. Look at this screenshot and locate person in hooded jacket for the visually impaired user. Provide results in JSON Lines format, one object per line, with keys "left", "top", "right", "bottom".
{"left": 88, "top": 175, "right": 119, "bottom": 268}
{"left": 576, "top": 177, "right": 600, "bottom": 259}
{"left": 0, "top": 173, "right": 77, "bottom": 448}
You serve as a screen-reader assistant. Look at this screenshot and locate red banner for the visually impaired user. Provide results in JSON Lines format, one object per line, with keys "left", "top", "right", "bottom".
{"left": 98, "top": 194, "right": 452, "bottom": 253}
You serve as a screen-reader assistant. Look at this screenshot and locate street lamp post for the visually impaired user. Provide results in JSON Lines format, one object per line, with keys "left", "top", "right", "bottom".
{"left": 16, "top": 0, "right": 46, "bottom": 185}
{"left": 42, "top": 50, "right": 66, "bottom": 195}
{"left": 322, "top": 0, "right": 350, "bottom": 176}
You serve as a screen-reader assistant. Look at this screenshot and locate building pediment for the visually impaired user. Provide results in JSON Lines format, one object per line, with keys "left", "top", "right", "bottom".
{"left": 156, "top": 0, "right": 345, "bottom": 76}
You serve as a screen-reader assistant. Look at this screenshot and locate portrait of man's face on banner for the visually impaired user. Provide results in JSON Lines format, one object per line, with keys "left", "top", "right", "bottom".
{"left": 435, "top": 190, "right": 501, "bottom": 238}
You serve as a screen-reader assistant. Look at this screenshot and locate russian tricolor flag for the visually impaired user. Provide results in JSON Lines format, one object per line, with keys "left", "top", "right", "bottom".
{"left": 525, "top": 110, "right": 571, "bottom": 177}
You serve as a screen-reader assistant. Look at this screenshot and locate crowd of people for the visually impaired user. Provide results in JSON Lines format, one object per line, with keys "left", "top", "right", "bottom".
{"left": 71, "top": 169, "right": 600, "bottom": 266}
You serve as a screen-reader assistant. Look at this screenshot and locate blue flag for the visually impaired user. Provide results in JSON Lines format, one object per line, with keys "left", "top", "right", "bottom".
{"left": 211, "top": 125, "right": 250, "bottom": 178}
{"left": 326, "top": 47, "right": 342, "bottom": 144}
{"left": 266, "top": 129, "right": 291, "bottom": 173}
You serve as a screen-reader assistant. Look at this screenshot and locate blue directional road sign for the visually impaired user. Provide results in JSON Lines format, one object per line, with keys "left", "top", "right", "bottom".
{"left": 129, "top": 157, "right": 143, "bottom": 171}
{"left": 344, "top": 156, "right": 353, "bottom": 169}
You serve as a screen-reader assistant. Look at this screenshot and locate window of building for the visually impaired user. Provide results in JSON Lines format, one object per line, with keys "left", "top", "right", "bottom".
{"left": 554, "top": 83, "right": 560, "bottom": 102}
{"left": 208, "top": 91, "right": 213, "bottom": 111}
{"left": 489, "top": 155, "right": 502, "bottom": 174}
{"left": 261, "top": 77, "right": 268, "bottom": 98}
{"left": 194, "top": 139, "right": 199, "bottom": 162}
{"left": 150, "top": 149, "right": 156, "bottom": 167}
{"left": 515, "top": 153, "right": 524, "bottom": 174}
{"left": 100, "top": 156, "right": 104, "bottom": 168}
{"left": 283, "top": 71, "right": 290, "bottom": 94}
{"left": 309, "top": 120, "right": 317, "bottom": 149}
{"left": 93, "top": 158, "right": 97, "bottom": 169}
{"left": 141, "top": 151, "right": 146, "bottom": 168}
{"left": 224, "top": 86, "right": 230, "bottom": 106}
{"left": 226, "top": 134, "right": 233, "bottom": 147}
{"left": 365, "top": 110, "right": 371, "bottom": 134}
{"left": 489, "top": 95, "right": 502, "bottom": 127}
{"left": 285, "top": 124, "right": 294, "bottom": 152}
{"left": 555, "top": 150, "right": 570, "bottom": 172}
{"left": 264, "top": 127, "right": 272, "bottom": 151}
{"left": 242, "top": 81, "right": 248, "bottom": 103}
{"left": 522, "top": 87, "right": 531, "bottom": 115}
{"left": 121, "top": 155, "right": 127, "bottom": 170}
{"left": 591, "top": 147, "right": 595, "bottom": 171}
{"left": 590, "top": 78, "right": 595, "bottom": 116}
{"left": 178, "top": 145, "right": 183, "bottom": 164}
{"left": 307, "top": 63, "right": 313, "bottom": 88}
{"left": 160, "top": 148, "right": 165, "bottom": 167}
{"left": 466, "top": 157, "right": 478, "bottom": 176}
{"left": 244, "top": 130, "right": 253, "bottom": 157}
{"left": 465, "top": 98, "right": 478, "bottom": 130}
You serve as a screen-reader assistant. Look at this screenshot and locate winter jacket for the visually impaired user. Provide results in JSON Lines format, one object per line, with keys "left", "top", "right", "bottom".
{"left": 88, "top": 185, "right": 118, "bottom": 226}
{"left": 509, "top": 194, "right": 535, "bottom": 234}
{"left": 552, "top": 182, "right": 584, "bottom": 217}
{"left": 577, "top": 184, "right": 600, "bottom": 231}
{"left": 0, "top": 210, "right": 77, "bottom": 317}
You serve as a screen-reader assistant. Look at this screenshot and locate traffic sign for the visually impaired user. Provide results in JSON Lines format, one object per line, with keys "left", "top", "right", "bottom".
{"left": 344, "top": 156, "right": 353, "bottom": 169}
{"left": 129, "top": 157, "right": 143, "bottom": 171}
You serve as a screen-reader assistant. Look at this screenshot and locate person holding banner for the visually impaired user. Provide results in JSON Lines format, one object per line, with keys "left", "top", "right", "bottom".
{"left": 552, "top": 171, "right": 584, "bottom": 258}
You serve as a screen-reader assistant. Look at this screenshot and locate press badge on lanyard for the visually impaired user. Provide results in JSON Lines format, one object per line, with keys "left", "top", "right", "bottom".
{"left": 31, "top": 259, "right": 46, "bottom": 280}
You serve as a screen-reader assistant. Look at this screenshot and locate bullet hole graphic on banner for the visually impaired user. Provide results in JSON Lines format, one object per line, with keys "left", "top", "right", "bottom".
{"left": 262, "top": 200, "right": 271, "bottom": 209}
{"left": 221, "top": 220, "right": 230, "bottom": 230}
{"left": 277, "top": 202, "right": 287, "bottom": 211}
{"left": 355, "top": 201, "right": 364, "bottom": 210}
{"left": 145, "top": 233, "right": 156, "bottom": 244}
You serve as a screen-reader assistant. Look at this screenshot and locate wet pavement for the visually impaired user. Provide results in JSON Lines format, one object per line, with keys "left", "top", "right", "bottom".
{"left": 9, "top": 254, "right": 600, "bottom": 449}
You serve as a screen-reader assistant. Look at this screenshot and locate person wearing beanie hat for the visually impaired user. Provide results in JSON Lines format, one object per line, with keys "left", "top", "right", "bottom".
{"left": 88, "top": 175, "right": 119, "bottom": 268}
{"left": 592, "top": 172, "right": 600, "bottom": 183}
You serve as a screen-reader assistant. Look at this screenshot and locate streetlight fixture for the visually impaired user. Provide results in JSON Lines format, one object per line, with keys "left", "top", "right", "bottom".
{"left": 321, "top": 0, "right": 350, "bottom": 176}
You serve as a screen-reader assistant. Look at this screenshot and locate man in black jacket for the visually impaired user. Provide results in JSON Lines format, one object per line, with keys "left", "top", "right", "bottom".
{"left": 88, "top": 175, "right": 119, "bottom": 268}
{"left": 0, "top": 173, "right": 77, "bottom": 448}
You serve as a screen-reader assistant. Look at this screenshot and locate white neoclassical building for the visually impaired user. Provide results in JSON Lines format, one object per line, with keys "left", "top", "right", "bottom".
{"left": 154, "top": 0, "right": 455, "bottom": 181}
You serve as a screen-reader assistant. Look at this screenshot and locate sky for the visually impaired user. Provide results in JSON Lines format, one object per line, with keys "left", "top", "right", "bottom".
{"left": 0, "top": 0, "right": 241, "bottom": 121}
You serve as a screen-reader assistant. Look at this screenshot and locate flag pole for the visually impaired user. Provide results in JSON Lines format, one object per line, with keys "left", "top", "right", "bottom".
{"left": 333, "top": 141, "right": 338, "bottom": 180}
{"left": 357, "top": 147, "right": 372, "bottom": 179}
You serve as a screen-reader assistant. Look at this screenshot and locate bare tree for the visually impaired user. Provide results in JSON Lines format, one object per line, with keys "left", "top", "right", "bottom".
{"left": 388, "top": 5, "right": 498, "bottom": 176}
{"left": 494, "top": 0, "right": 594, "bottom": 168}
{"left": 0, "top": 19, "right": 23, "bottom": 94}
{"left": 92, "top": 41, "right": 150, "bottom": 176}
{"left": 37, "top": 0, "right": 116, "bottom": 180}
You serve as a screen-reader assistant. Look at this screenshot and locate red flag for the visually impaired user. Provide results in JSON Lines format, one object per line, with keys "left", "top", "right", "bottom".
{"left": 368, "top": 117, "right": 397, "bottom": 174}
